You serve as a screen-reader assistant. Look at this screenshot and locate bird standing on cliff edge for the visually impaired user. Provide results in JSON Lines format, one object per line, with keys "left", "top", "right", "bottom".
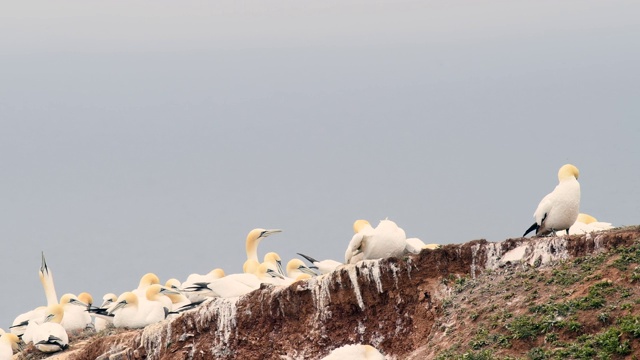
{"left": 523, "top": 164, "right": 581, "bottom": 237}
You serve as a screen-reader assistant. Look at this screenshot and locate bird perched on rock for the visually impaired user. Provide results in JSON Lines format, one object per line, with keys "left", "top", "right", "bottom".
{"left": 524, "top": 164, "right": 580, "bottom": 236}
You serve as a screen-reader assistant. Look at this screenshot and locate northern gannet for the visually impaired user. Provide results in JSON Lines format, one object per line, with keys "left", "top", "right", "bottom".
{"left": 12, "top": 253, "right": 60, "bottom": 336}
{"left": 185, "top": 264, "right": 277, "bottom": 298}
{"left": 0, "top": 332, "right": 21, "bottom": 359}
{"left": 94, "top": 293, "right": 117, "bottom": 332}
{"left": 165, "top": 278, "right": 182, "bottom": 291}
{"left": 345, "top": 220, "right": 375, "bottom": 264}
{"left": 59, "top": 293, "right": 93, "bottom": 332}
{"left": 346, "top": 219, "right": 407, "bottom": 263}
{"left": 321, "top": 344, "right": 386, "bottom": 360}
{"left": 40, "top": 252, "right": 58, "bottom": 307}
{"left": 109, "top": 291, "right": 166, "bottom": 329}
{"left": 263, "top": 252, "right": 285, "bottom": 277}
{"left": 524, "top": 164, "right": 581, "bottom": 236}
{"left": 133, "top": 273, "right": 161, "bottom": 296}
{"left": 23, "top": 304, "right": 69, "bottom": 353}
{"left": 245, "top": 228, "right": 282, "bottom": 263}
{"left": 181, "top": 268, "right": 226, "bottom": 302}
{"left": 285, "top": 259, "right": 318, "bottom": 282}
{"left": 297, "top": 253, "right": 341, "bottom": 274}
{"left": 556, "top": 213, "right": 614, "bottom": 235}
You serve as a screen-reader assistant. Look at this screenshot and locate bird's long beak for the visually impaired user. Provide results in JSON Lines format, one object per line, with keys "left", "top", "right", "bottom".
{"left": 160, "top": 287, "right": 180, "bottom": 295}
{"left": 298, "top": 265, "right": 317, "bottom": 276}
{"left": 266, "top": 269, "right": 285, "bottom": 279}
{"left": 261, "top": 229, "right": 282, "bottom": 238}
{"left": 40, "top": 252, "right": 49, "bottom": 275}
{"left": 108, "top": 300, "right": 127, "bottom": 315}
{"left": 70, "top": 298, "right": 89, "bottom": 308}
{"left": 276, "top": 260, "right": 285, "bottom": 276}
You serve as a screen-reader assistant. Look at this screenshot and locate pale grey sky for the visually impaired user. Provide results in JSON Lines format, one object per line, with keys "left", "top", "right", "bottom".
{"left": 1, "top": 0, "right": 639, "bottom": 328}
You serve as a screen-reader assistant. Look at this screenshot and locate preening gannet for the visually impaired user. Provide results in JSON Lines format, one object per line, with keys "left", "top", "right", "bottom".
{"left": 0, "top": 332, "right": 21, "bottom": 359}
{"left": 297, "top": 253, "right": 341, "bottom": 274}
{"left": 245, "top": 228, "right": 282, "bottom": 263}
{"left": 555, "top": 213, "right": 614, "bottom": 235}
{"left": 24, "top": 304, "right": 69, "bottom": 353}
{"left": 524, "top": 164, "right": 581, "bottom": 236}
{"left": 345, "top": 220, "right": 375, "bottom": 264}
{"left": 345, "top": 219, "right": 407, "bottom": 263}
{"left": 321, "top": 344, "right": 386, "bottom": 360}
{"left": 109, "top": 291, "right": 166, "bottom": 329}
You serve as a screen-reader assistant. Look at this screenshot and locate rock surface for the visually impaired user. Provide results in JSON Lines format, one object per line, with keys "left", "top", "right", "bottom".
{"left": 17, "top": 226, "right": 640, "bottom": 359}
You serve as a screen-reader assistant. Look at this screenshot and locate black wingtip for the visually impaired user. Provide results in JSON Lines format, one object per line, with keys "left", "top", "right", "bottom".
{"left": 523, "top": 222, "right": 538, "bottom": 237}
{"left": 297, "top": 253, "right": 318, "bottom": 264}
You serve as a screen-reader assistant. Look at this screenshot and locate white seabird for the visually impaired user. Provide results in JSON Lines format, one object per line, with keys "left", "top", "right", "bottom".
{"left": 263, "top": 252, "right": 286, "bottom": 277}
{"left": 245, "top": 228, "right": 282, "bottom": 263}
{"left": 132, "top": 273, "right": 161, "bottom": 297}
{"left": 94, "top": 293, "right": 117, "bottom": 332}
{"left": 59, "top": 293, "right": 93, "bottom": 332}
{"left": 0, "top": 332, "right": 21, "bottom": 359}
{"left": 345, "top": 220, "right": 375, "bottom": 264}
{"left": 345, "top": 219, "right": 407, "bottom": 263}
{"left": 23, "top": 304, "right": 69, "bottom": 353}
{"left": 556, "top": 213, "right": 614, "bottom": 235}
{"left": 181, "top": 268, "right": 226, "bottom": 302}
{"left": 524, "top": 164, "right": 581, "bottom": 236}
{"left": 285, "top": 259, "right": 318, "bottom": 282}
{"left": 321, "top": 344, "right": 386, "bottom": 360}
{"left": 10, "top": 252, "right": 59, "bottom": 336}
{"left": 297, "top": 253, "right": 341, "bottom": 274}
{"left": 109, "top": 290, "right": 166, "bottom": 329}
{"left": 185, "top": 264, "right": 277, "bottom": 298}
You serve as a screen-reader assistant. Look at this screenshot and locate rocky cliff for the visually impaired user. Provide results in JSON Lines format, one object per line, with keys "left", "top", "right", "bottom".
{"left": 19, "top": 226, "right": 640, "bottom": 360}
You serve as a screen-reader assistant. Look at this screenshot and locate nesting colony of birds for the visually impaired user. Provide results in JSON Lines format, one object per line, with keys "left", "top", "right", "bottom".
{"left": 0, "top": 164, "right": 614, "bottom": 360}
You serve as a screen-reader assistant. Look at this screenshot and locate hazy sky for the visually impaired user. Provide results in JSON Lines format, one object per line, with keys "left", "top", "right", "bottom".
{"left": 1, "top": 0, "right": 639, "bottom": 328}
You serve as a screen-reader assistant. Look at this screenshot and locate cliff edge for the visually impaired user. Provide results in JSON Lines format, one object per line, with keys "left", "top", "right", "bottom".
{"left": 19, "top": 226, "right": 640, "bottom": 359}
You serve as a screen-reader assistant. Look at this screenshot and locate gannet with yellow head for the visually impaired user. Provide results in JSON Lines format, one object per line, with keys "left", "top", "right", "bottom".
{"left": 524, "top": 164, "right": 581, "bottom": 236}
{"left": 556, "top": 212, "right": 614, "bottom": 235}
{"left": 245, "top": 228, "right": 282, "bottom": 263}
{"left": 346, "top": 219, "right": 406, "bottom": 263}
{"left": 0, "top": 332, "right": 21, "bottom": 359}
{"left": 24, "top": 304, "right": 69, "bottom": 353}
{"left": 59, "top": 293, "right": 92, "bottom": 332}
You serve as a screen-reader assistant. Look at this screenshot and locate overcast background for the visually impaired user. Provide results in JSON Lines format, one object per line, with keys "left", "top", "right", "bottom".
{"left": 1, "top": 0, "right": 639, "bottom": 328}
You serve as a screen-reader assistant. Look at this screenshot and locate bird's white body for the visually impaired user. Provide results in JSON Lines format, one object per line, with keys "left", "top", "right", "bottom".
{"left": 59, "top": 294, "right": 92, "bottom": 332}
{"left": 345, "top": 220, "right": 375, "bottom": 264}
{"left": 526, "top": 164, "right": 581, "bottom": 236}
{"left": 346, "top": 219, "right": 407, "bottom": 263}
{"left": 110, "top": 292, "right": 166, "bottom": 329}
{"left": 204, "top": 274, "right": 261, "bottom": 298}
{"left": 556, "top": 213, "right": 614, "bottom": 235}
{"left": 23, "top": 304, "right": 69, "bottom": 353}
